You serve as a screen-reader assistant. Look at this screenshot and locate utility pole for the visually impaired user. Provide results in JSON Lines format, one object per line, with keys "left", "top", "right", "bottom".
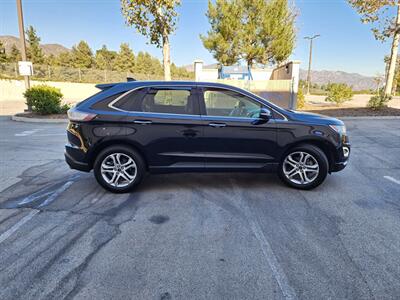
{"left": 16, "top": 0, "right": 30, "bottom": 92}
{"left": 304, "top": 34, "right": 320, "bottom": 95}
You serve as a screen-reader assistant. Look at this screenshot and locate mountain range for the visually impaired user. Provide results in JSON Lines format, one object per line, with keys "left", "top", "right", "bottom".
{"left": 1, "top": 35, "right": 376, "bottom": 90}
{"left": 299, "top": 69, "right": 376, "bottom": 91}
{"left": 0, "top": 35, "right": 69, "bottom": 56}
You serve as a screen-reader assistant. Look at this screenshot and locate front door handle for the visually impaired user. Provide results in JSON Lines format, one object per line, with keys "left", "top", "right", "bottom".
{"left": 208, "top": 122, "right": 226, "bottom": 128}
{"left": 134, "top": 120, "right": 152, "bottom": 125}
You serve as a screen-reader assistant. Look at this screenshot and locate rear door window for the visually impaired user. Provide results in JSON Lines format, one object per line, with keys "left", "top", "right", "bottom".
{"left": 111, "top": 87, "right": 198, "bottom": 115}
{"left": 141, "top": 88, "right": 195, "bottom": 115}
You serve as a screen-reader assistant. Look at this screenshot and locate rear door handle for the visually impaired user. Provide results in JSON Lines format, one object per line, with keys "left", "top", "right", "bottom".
{"left": 208, "top": 122, "right": 226, "bottom": 128}
{"left": 134, "top": 120, "right": 152, "bottom": 125}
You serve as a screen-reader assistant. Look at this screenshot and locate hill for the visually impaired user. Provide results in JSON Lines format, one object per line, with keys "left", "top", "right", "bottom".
{"left": 299, "top": 69, "right": 376, "bottom": 91}
{"left": 0, "top": 35, "right": 70, "bottom": 56}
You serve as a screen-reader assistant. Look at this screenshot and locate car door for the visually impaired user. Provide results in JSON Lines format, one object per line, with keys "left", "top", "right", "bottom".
{"left": 117, "top": 85, "right": 205, "bottom": 170}
{"left": 199, "top": 87, "right": 277, "bottom": 169}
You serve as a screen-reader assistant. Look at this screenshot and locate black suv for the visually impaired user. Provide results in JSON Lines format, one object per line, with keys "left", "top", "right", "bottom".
{"left": 65, "top": 81, "right": 350, "bottom": 193}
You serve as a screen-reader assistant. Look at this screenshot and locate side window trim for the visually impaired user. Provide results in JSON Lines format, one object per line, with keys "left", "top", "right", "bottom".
{"left": 109, "top": 85, "right": 201, "bottom": 116}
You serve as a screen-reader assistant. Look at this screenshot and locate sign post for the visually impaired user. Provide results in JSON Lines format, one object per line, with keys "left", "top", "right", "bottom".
{"left": 16, "top": 0, "right": 31, "bottom": 111}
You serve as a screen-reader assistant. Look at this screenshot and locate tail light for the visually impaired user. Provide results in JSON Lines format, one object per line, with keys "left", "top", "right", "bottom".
{"left": 67, "top": 107, "right": 97, "bottom": 121}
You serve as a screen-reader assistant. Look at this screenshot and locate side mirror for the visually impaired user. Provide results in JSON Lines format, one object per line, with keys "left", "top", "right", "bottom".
{"left": 259, "top": 107, "right": 272, "bottom": 120}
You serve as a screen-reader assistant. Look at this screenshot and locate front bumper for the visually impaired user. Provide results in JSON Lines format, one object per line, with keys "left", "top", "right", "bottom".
{"left": 65, "top": 144, "right": 91, "bottom": 172}
{"left": 330, "top": 143, "right": 350, "bottom": 172}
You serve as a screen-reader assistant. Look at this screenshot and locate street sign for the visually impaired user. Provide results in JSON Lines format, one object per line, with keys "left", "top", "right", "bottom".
{"left": 18, "top": 61, "right": 33, "bottom": 76}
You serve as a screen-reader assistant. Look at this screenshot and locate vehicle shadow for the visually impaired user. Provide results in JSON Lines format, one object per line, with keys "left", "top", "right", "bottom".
{"left": 137, "top": 172, "right": 282, "bottom": 193}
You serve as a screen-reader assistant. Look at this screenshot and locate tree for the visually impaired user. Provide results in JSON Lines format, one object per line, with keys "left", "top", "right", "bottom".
{"left": 384, "top": 54, "right": 400, "bottom": 93}
{"left": 0, "top": 41, "right": 7, "bottom": 63}
{"left": 95, "top": 45, "right": 117, "bottom": 70}
{"left": 9, "top": 44, "right": 21, "bottom": 62}
{"left": 325, "top": 83, "right": 354, "bottom": 106}
{"left": 25, "top": 25, "right": 45, "bottom": 64}
{"left": 348, "top": 1, "right": 400, "bottom": 96}
{"left": 56, "top": 51, "right": 73, "bottom": 67}
{"left": 135, "top": 51, "right": 163, "bottom": 75}
{"left": 71, "top": 41, "right": 93, "bottom": 68}
{"left": 201, "top": 0, "right": 295, "bottom": 72}
{"left": 114, "top": 43, "right": 135, "bottom": 72}
{"left": 121, "top": 0, "right": 181, "bottom": 80}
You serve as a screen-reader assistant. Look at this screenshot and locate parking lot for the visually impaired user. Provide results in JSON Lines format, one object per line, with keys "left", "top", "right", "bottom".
{"left": 0, "top": 116, "right": 400, "bottom": 299}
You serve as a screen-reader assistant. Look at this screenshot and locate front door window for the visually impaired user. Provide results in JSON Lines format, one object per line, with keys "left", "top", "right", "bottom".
{"left": 203, "top": 89, "right": 262, "bottom": 118}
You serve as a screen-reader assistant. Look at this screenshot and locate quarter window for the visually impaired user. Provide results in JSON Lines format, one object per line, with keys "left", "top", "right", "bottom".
{"left": 112, "top": 88, "right": 147, "bottom": 111}
{"left": 203, "top": 89, "right": 262, "bottom": 118}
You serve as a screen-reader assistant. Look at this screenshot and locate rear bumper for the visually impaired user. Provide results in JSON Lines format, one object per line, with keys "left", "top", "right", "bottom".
{"left": 65, "top": 144, "right": 91, "bottom": 172}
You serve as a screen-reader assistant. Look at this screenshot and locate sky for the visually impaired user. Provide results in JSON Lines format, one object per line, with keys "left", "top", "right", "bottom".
{"left": 1, "top": 0, "right": 394, "bottom": 76}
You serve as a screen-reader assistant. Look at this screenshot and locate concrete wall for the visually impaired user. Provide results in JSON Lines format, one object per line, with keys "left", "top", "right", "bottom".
{"left": 0, "top": 79, "right": 98, "bottom": 115}
{"left": 0, "top": 79, "right": 98, "bottom": 103}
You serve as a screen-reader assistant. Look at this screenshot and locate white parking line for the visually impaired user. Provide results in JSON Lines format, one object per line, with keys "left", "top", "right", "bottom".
{"left": 14, "top": 129, "right": 43, "bottom": 137}
{"left": 0, "top": 210, "right": 39, "bottom": 244}
{"left": 230, "top": 179, "right": 297, "bottom": 300}
{"left": 384, "top": 176, "right": 400, "bottom": 185}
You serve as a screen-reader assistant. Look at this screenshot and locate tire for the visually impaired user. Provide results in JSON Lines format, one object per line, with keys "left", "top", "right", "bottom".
{"left": 93, "top": 145, "right": 146, "bottom": 193}
{"left": 278, "top": 144, "right": 329, "bottom": 190}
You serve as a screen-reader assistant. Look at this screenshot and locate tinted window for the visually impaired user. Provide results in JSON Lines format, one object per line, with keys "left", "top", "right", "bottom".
{"left": 141, "top": 88, "right": 195, "bottom": 115}
{"left": 203, "top": 89, "right": 262, "bottom": 118}
{"left": 112, "top": 87, "right": 197, "bottom": 115}
{"left": 90, "top": 92, "right": 124, "bottom": 111}
{"left": 113, "top": 88, "right": 147, "bottom": 111}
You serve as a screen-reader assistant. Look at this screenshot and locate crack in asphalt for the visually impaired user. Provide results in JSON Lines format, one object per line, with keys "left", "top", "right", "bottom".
{"left": 0, "top": 192, "right": 143, "bottom": 299}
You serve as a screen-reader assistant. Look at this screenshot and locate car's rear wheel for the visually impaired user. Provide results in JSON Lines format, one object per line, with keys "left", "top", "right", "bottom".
{"left": 278, "top": 144, "right": 329, "bottom": 190}
{"left": 94, "top": 145, "right": 145, "bottom": 193}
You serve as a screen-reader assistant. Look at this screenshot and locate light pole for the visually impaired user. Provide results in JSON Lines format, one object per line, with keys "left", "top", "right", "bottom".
{"left": 16, "top": 0, "right": 30, "bottom": 86}
{"left": 304, "top": 34, "right": 320, "bottom": 95}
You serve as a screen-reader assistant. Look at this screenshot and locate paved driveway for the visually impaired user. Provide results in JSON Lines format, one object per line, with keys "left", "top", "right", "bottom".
{"left": 0, "top": 117, "right": 399, "bottom": 299}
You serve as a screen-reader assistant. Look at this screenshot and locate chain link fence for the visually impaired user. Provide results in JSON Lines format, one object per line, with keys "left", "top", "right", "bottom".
{"left": 0, "top": 63, "right": 193, "bottom": 83}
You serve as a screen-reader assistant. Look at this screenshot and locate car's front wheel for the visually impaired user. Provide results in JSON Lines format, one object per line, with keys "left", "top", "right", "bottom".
{"left": 94, "top": 145, "right": 145, "bottom": 193}
{"left": 278, "top": 144, "right": 329, "bottom": 190}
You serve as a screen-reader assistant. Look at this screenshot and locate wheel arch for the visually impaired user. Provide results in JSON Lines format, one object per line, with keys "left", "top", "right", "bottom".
{"left": 280, "top": 139, "right": 337, "bottom": 171}
{"left": 88, "top": 139, "right": 148, "bottom": 170}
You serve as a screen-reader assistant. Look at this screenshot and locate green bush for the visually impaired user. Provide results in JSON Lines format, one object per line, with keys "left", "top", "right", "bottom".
{"left": 367, "top": 92, "right": 391, "bottom": 110}
{"left": 325, "top": 83, "right": 354, "bottom": 106}
{"left": 23, "top": 85, "right": 67, "bottom": 114}
{"left": 297, "top": 88, "right": 305, "bottom": 109}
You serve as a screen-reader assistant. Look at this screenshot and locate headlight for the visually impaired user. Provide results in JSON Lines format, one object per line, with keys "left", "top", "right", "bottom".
{"left": 329, "top": 125, "right": 346, "bottom": 135}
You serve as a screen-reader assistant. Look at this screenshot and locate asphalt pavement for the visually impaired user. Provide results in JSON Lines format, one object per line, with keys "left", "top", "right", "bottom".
{"left": 0, "top": 116, "right": 400, "bottom": 300}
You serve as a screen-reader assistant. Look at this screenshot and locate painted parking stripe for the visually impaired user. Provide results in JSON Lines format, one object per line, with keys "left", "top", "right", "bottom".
{"left": 384, "top": 176, "right": 400, "bottom": 185}
{"left": 230, "top": 179, "right": 297, "bottom": 300}
{"left": 0, "top": 210, "right": 39, "bottom": 244}
{"left": 14, "top": 129, "right": 43, "bottom": 137}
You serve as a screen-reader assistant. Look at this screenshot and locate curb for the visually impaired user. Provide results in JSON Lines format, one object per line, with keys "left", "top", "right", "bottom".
{"left": 11, "top": 115, "right": 69, "bottom": 123}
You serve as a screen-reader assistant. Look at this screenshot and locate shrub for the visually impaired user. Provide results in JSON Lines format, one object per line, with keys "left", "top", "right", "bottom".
{"left": 23, "top": 85, "right": 66, "bottom": 114}
{"left": 325, "top": 83, "right": 354, "bottom": 106}
{"left": 367, "top": 92, "right": 391, "bottom": 110}
{"left": 297, "top": 88, "right": 305, "bottom": 109}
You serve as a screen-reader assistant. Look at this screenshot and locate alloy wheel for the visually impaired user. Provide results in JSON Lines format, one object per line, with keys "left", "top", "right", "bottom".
{"left": 100, "top": 153, "right": 137, "bottom": 188}
{"left": 283, "top": 151, "right": 319, "bottom": 185}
